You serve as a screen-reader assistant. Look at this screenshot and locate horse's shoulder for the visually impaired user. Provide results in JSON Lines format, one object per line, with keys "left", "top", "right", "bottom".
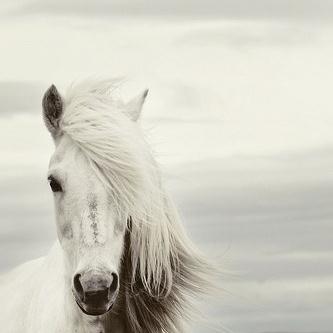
{"left": 0, "top": 257, "right": 46, "bottom": 331}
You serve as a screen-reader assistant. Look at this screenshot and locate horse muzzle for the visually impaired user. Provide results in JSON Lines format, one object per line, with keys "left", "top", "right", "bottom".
{"left": 72, "top": 269, "right": 119, "bottom": 316}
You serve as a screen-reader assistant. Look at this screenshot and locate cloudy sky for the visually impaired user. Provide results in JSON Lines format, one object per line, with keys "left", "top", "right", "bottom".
{"left": 1, "top": 1, "right": 333, "bottom": 332}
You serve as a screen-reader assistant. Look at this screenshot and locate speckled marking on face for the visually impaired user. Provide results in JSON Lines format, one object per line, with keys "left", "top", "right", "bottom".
{"left": 88, "top": 196, "right": 99, "bottom": 243}
{"left": 114, "top": 218, "right": 125, "bottom": 236}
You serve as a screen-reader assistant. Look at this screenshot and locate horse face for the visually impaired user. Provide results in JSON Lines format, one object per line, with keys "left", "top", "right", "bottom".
{"left": 48, "top": 135, "right": 126, "bottom": 316}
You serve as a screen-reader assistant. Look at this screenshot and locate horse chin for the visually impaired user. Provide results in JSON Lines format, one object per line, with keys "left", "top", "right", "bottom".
{"left": 75, "top": 300, "right": 114, "bottom": 316}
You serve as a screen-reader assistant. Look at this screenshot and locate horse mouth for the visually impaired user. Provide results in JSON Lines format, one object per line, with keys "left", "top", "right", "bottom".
{"left": 75, "top": 299, "right": 114, "bottom": 316}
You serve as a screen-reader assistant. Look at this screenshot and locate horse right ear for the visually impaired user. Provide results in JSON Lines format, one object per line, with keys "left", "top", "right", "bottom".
{"left": 124, "top": 89, "right": 148, "bottom": 121}
{"left": 42, "top": 84, "right": 63, "bottom": 136}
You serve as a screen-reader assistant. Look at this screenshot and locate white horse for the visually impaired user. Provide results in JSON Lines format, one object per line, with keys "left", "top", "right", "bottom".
{"left": 0, "top": 79, "right": 214, "bottom": 333}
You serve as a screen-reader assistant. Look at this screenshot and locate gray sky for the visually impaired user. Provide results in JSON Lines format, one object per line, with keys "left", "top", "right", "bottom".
{"left": 3, "top": 0, "right": 333, "bottom": 21}
{"left": 0, "top": 1, "right": 333, "bottom": 333}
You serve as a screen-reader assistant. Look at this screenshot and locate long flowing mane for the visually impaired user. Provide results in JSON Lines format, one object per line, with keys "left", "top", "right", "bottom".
{"left": 59, "top": 79, "right": 215, "bottom": 332}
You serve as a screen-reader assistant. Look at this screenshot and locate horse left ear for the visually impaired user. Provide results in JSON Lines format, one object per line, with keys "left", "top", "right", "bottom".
{"left": 125, "top": 89, "right": 148, "bottom": 121}
{"left": 42, "top": 84, "right": 63, "bottom": 136}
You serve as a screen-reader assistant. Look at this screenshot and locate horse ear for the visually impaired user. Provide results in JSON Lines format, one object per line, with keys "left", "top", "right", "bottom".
{"left": 42, "top": 84, "right": 63, "bottom": 136}
{"left": 125, "top": 89, "right": 148, "bottom": 121}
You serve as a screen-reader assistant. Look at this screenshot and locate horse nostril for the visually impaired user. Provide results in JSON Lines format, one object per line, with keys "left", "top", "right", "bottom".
{"left": 73, "top": 274, "right": 84, "bottom": 300}
{"left": 109, "top": 272, "right": 119, "bottom": 295}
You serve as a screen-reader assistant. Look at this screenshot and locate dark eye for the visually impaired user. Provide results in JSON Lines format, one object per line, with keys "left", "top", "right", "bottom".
{"left": 48, "top": 176, "right": 63, "bottom": 193}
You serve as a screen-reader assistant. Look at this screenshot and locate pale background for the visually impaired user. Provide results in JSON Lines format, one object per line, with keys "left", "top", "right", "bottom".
{"left": 0, "top": 1, "right": 333, "bottom": 332}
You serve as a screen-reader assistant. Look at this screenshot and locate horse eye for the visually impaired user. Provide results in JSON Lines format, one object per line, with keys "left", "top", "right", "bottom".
{"left": 48, "top": 176, "right": 63, "bottom": 193}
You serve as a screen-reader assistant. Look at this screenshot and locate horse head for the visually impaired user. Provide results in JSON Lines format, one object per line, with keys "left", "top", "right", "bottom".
{"left": 42, "top": 82, "right": 147, "bottom": 316}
